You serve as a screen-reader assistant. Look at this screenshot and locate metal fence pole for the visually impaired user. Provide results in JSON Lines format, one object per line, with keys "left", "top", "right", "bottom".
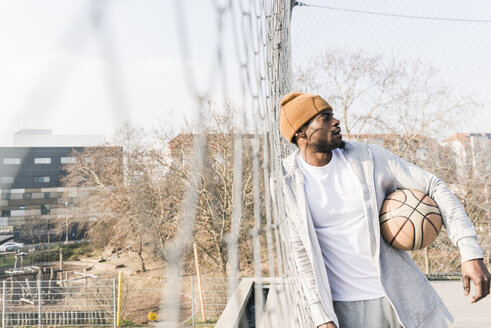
{"left": 37, "top": 280, "right": 41, "bottom": 328}
{"left": 59, "top": 249, "right": 63, "bottom": 271}
{"left": 113, "top": 278, "right": 117, "bottom": 328}
{"left": 2, "top": 280, "right": 6, "bottom": 328}
{"left": 117, "top": 272, "right": 122, "bottom": 327}
{"left": 191, "top": 276, "right": 195, "bottom": 328}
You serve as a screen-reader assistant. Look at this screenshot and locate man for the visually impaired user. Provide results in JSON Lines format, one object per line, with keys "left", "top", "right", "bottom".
{"left": 278, "top": 92, "right": 490, "bottom": 328}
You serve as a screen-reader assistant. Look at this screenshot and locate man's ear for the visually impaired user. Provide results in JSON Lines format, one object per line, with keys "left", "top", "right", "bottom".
{"left": 295, "top": 129, "right": 306, "bottom": 140}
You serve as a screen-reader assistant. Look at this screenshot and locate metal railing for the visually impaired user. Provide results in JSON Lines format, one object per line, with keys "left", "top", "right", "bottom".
{"left": 0, "top": 278, "right": 116, "bottom": 327}
{"left": 0, "top": 275, "right": 234, "bottom": 327}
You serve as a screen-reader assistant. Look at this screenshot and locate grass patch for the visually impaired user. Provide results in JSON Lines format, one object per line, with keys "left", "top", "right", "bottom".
{"left": 0, "top": 255, "right": 16, "bottom": 268}
{"left": 59, "top": 242, "right": 94, "bottom": 260}
{"left": 183, "top": 317, "right": 218, "bottom": 326}
{"left": 119, "top": 318, "right": 145, "bottom": 327}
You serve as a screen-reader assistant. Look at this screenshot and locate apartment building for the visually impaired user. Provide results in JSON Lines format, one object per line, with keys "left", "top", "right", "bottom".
{"left": 0, "top": 130, "right": 107, "bottom": 231}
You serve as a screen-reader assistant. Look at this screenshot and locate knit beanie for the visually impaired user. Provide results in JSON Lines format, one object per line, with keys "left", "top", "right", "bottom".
{"left": 280, "top": 92, "right": 332, "bottom": 143}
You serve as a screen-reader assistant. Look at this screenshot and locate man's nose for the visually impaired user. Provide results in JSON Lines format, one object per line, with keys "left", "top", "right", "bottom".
{"left": 333, "top": 117, "right": 340, "bottom": 125}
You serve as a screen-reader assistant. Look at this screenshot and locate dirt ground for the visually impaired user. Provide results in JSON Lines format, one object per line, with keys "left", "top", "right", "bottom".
{"left": 65, "top": 251, "right": 194, "bottom": 325}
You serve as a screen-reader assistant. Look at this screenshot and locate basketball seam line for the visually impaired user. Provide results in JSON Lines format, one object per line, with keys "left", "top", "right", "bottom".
{"left": 390, "top": 193, "right": 424, "bottom": 249}
{"left": 407, "top": 196, "right": 425, "bottom": 250}
{"left": 390, "top": 218, "right": 411, "bottom": 247}
{"left": 425, "top": 215, "right": 441, "bottom": 234}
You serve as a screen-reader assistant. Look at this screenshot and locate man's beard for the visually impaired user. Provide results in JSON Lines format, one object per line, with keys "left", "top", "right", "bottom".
{"left": 309, "top": 129, "right": 345, "bottom": 153}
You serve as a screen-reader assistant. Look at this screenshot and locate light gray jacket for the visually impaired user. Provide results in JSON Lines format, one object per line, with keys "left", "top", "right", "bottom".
{"left": 280, "top": 141, "right": 483, "bottom": 328}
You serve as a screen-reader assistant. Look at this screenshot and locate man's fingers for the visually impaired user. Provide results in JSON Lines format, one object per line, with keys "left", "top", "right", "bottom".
{"left": 471, "top": 275, "right": 490, "bottom": 303}
{"left": 485, "top": 275, "right": 491, "bottom": 297}
{"left": 470, "top": 277, "right": 484, "bottom": 303}
{"left": 462, "top": 275, "right": 470, "bottom": 296}
{"left": 461, "top": 259, "right": 491, "bottom": 303}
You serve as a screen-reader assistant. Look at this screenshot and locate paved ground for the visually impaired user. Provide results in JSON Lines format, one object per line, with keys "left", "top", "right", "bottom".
{"left": 431, "top": 281, "right": 491, "bottom": 327}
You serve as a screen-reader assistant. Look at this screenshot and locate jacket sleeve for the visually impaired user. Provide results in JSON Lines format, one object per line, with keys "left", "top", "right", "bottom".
{"left": 280, "top": 183, "right": 333, "bottom": 327}
{"left": 374, "top": 145, "right": 483, "bottom": 262}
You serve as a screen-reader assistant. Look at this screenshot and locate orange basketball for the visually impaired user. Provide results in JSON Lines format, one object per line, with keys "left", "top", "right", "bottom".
{"left": 379, "top": 189, "right": 442, "bottom": 250}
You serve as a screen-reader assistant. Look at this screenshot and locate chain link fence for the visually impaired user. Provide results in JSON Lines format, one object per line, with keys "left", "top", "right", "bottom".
{"left": 0, "top": 278, "right": 116, "bottom": 327}
{"left": 119, "top": 277, "right": 233, "bottom": 327}
{"left": 1, "top": 1, "right": 490, "bottom": 326}
{"left": 0, "top": 276, "right": 234, "bottom": 327}
{"left": 290, "top": 1, "right": 491, "bottom": 278}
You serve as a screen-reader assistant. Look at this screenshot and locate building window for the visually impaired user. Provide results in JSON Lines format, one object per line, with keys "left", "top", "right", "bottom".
{"left": 44, "top": 192, "right": 51, "bottom": 199}
{"left": 60, "top": 157, "right": 76, "bottom": 164}
{"left": 18, "top": 205, "right": 26, "bottom": 210}
{"left": 34, "top": 157, "right": 51, "bottom": 164}
{"left": 1, "top": 210, "right": 10, "bottom": 217}
{"left": 0, "top": 177, "right": 14, "bottom": 183}
{"left": 1, "top": 193, "right": 10, "bottom": 200}
{"left": 33, "top": 176, "right": 50, "bottom": 183}
{"left": 41, "top": 204, "right": 51, "bottom": 215}
{"left": 3, "top": 158, "right": 21, "bottom": 165}
{"left": 23, "top": 192, "right": 32, "bottom": 200}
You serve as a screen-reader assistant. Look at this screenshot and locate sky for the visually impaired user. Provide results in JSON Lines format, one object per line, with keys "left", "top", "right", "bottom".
{"left": 0, "top": 0, "right": 222, "bottom": 146}
{"left": 0, "top": 0, "right": 490, "bottom": 146}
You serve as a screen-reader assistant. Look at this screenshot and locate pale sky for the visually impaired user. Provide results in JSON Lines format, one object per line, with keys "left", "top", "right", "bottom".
{"left": 291, "top": 0, "right": 491, "bottom": 137}
{"left": 0, "top": 0, "right": 489, "bottom": 146}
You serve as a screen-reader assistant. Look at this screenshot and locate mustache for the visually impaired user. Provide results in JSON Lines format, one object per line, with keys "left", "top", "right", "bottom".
{"left": 308, "top": 127, "right": 341, "bottom": 136}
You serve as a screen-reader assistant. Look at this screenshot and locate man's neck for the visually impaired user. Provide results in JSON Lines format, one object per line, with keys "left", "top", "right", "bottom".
{"left": 300, "top": 149, "right": 333, "bottom": 167}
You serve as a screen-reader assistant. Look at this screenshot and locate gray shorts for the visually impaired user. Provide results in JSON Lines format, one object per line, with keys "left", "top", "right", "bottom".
{"left": 333, "top": 297, "right": 402, "bottom": 328}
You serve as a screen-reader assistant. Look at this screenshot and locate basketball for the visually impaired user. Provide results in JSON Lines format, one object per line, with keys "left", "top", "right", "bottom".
{"left": 379, "top": 189, "right": 442, "bottom": 251}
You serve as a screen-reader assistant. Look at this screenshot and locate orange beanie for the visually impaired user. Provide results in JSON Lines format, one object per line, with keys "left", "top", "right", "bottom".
{"left": 279, "top": 92, "right": 332, "bottom": 143}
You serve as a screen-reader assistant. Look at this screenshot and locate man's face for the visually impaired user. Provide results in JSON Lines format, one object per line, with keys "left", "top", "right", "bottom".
{"left": 301, "top": 109, "right": 344, "bottom": 152}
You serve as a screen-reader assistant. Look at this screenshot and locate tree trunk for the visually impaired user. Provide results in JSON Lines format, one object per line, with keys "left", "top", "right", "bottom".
{"left": 137, "top": 239, "right": 146, "bottom": 272}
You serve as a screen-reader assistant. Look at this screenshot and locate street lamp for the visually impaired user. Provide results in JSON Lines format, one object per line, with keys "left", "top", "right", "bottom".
{"left": 47, "top": 217, "right": 50, "bottom": 247}
{"left": 65, "top": 201, "right": 68, "bottom": 244}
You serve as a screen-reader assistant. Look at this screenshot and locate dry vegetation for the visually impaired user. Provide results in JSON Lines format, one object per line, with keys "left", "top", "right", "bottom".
{"left": 61, "top": 101, "right": 267, "bottom": 279}
{"left": 295, "top": 49, "right": 490, "bottom": 274}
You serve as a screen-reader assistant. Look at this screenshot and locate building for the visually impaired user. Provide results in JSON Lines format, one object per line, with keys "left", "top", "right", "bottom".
{"left": 0, "top": 146, "right": 88, "bottom": 226}
{"left": 442, "top": 133, "right": 491, "bottom": 171}
{"left": 349, "top": 133, "right": 440, "bottom": 163}
{"left": 0, "top": 130, "right": 117, "bottom": 242}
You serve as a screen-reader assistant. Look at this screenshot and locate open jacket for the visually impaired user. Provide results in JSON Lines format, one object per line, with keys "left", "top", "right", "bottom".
{"left": 280, "top": 141, "right": 483, "bottom": 328}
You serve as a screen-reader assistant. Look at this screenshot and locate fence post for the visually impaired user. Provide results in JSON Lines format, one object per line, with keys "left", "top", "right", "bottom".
{"left": 37, "top": 280, "right": 42, "bottom": 328}
{"left": 59, "top": 249, "right": 63, "bottom": 271}
{"left": 191, "top": 276, "right": 195, "bottom": 328}
{"left": 2, "top": 280, "right": 6, "bottom": 328}
{"left": 117, "top": 272, "right": 122, "bottom": 327}
{"left": 193, "top": 243, "right": 206, "bottom": 322}
{"left": 113, "top": 278, "right": 117, "bottom": 328}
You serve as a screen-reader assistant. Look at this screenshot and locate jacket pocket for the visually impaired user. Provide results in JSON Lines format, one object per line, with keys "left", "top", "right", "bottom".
{"left": 381, "top": 244, "right": 439, "bottom": 327}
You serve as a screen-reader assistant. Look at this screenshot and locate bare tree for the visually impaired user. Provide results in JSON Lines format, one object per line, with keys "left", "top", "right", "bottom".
{"left": 295, "top": 49, "right": 489, "bottom": 275}
{"left": 155, "top": 102, "right": 260, "bottom": 275}
{"left": 61, "top": 129, "right": 153, "bottom": 272}
{"left": 61, "top": 102, "right": 262, "bottom": 276}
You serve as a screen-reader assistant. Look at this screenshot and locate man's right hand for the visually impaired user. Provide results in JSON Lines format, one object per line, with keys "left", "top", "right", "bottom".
{"left": 317, "top": 322, "right": 337, "bottom": 328}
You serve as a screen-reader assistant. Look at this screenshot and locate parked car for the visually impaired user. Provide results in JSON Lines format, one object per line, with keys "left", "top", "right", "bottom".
{"left": 0, "top": 242, "right": 25, "bottom": 252}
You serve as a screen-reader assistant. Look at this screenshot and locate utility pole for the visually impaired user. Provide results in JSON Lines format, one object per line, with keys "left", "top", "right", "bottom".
{"left": 47, "top": 217, "right": 50, "bottom": 247}
{"left": 65, "top": 201, "right": 68, "bottom": 244}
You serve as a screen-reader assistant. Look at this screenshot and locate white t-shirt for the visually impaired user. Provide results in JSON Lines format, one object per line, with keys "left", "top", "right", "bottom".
{"left": 296, "top": 148, "right": 385, "bottom": 301}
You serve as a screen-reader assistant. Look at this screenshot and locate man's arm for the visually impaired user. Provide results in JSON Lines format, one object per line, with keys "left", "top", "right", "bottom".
{"left": 284, "top": 214, "right": 334, "bottom": 325}
{"left": 376, "top": 145, "right": 490, "bottom": 302}
{"left": 270, "top": 176, "right": 335, "bottom": 325}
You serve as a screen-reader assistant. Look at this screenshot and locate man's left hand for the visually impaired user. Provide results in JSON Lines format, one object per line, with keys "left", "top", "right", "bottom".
{"left": 461, "top": 259, "right": 491, "bottom": 303}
